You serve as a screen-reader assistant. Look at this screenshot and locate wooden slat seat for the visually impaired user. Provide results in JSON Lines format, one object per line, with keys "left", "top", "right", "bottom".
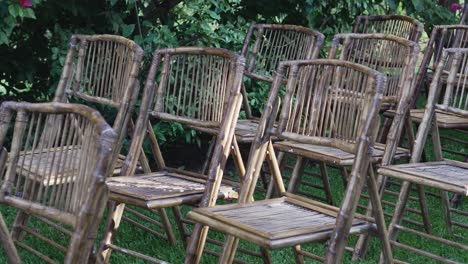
{"left": 274, "top": 141, "right": 409, "bottom": 166}
{"left": 234, "top": 119, "right": 261, "bottom": 143}
{"left": 188, "top": 195, "right": 374, "bottom": 250}
{"left": 384, "top": 109, "right": 468, "bottom": 129}
{"left": 17, "top": 148, "right": 126, "bottom": 185}
{"left": 379, "top": 160, "right": 468, "bottom": 195}
{"left": 107, "top": 172, "right": 239, "bottom": 208}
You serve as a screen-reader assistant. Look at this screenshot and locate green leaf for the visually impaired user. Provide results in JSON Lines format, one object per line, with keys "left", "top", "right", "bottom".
{"left": 23, "top": 9, "right": 36, "bottom": 19}
{"left": 110, "top": 0, "right": 118, "bottom": 7}
{"left": 411, "top": 0, "right": 424, "bottom": 12}
{"left": 0, "top": 31, "right": 9, "bottom": 45}
{"left": 122, "top": 24, "right": 135, "bottom": 37}
{"left": 8, "top": 5, "right": 18, "bottom": 17}
{"left": 207, "top": 10, "right": 220, "bottom": 20}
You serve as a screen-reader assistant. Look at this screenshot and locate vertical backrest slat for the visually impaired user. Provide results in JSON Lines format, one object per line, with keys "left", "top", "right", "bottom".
{"left": 353, "top": 15, "right": 423, "bottom": 42}
{"left": 151, "top": 49, "right": 239, "bottom": 126}
{"left": 274, "top": 60, "right": 384, "bottom": 152}
{"left": 329, "top": 33, "right": 419, "bottom": 108}
{"left": 241, "top": 24, "right": 324, "bottom": 82}
{"left": 0, "top": 102, "right": 116, "bottom": 220}
{"left": 438, "top": 48, "right": 468, "bottom": 116}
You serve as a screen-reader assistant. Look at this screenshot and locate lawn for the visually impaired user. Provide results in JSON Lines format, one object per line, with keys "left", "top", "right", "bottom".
{"left": 0, "top": 129, "right": 467, "bottom": 263}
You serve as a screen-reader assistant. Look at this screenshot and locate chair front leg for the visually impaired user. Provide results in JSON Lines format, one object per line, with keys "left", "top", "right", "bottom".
{"left": 98, "top": 201, "right": 126, "bottom": 263}
{"left": 0, "top": 212, "right": 21, "bottom": 263}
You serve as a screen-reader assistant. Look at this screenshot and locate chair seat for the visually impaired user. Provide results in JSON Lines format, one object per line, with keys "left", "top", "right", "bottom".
{"left": 234, "top": 119, "right": 260, "bottom": 143}
{"left": 107, "top": 171, "right": 238, "bottom": 209}
{"left": 384, "top": 109, "right": 468, "bottom": 129}
{"left": 16, "top": 147, "right": 125, "bottom": 186}
{"left": 188, "top": 194, "right": 374, "bottom": 249}
{"left": 378, "top": 160, "right": 468, "bottom": 195}
{"left": 274, "top": 141, "right": 409, "bottom": 166}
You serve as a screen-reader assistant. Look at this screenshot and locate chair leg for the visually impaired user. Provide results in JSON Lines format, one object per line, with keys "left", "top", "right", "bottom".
{"left": 377, "top": 117, "right": 393, "bottom": 144}
{"left": 353, "top": 165, "right": 383, "bottom": 260}
{"left": 340, "top": 167, "right": 349, "bottom": 189}
{"left": 218, "top": 235, "right": 239, "bottom": 264}
{"left": 172, "top": 206, "right": 189, "bottom": 247}
{"left": 260, "top": 247, "right": 272, "bottom": 264}
{"left": 325, "top": 164, "right": 393, "bottom": 264}
{"left": 286, "top": 156, "right": 304, "bottom": 193}
{"left": 66, "top": 188, "right": 108, "bottom": 264}
{"left": 365, "top": 166, "right": 393, "bottom": 263}
{"left": 231, "top": 137, "right": 246, "bottom": 185}
{"left": 11, "top": 211, "right": 30, "bottom": 241}
{"left": 416, "top": 185, "right": 432, "bottom": 234}
{"left": 202, "top": 137, "right": 216, "bottom": 174}
{"left": 11, "top": 181, "right": 37, "bottom": 240}
{"left": 441, "top": 190, "right": 454, "bottom": 235}
{"left": 379, "top": 181, "right": 413, "bottom": 264}
{"left": 98, "top": 201, "right": 126, "bottom": 263}
{"left": 185, "top": 224, "right": 210, "bottom": 264}
{"left": 155, "top": 208, "right": 176, "bottom": 245}
{"left": 319, "top": 162, "right": 334, "bottom": 205}
{"left": 0, "top": 212, "right": 21, "bottom": 263}
{"left": 266, "top": 151, "right": 285, "bottom": 199}
{"left": 293, "top": 245, "right": 305, "bottom": 264}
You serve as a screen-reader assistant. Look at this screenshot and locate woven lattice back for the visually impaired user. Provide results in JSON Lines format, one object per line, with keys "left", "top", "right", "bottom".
{"left": 0, "top": 102, "right": 116, "bottom": 222}
{"left": 55, "top": 34, "right": 143, "bottom": 109}
{"left": 353, "top": 15, "right": 423, "bottom": 42}
{"left": 427, "top": 26, "right": 468, "bottom": 72}
{"left": 272, "top": 60, "right": 385, "bottom": 151}
{"left": 152, "top": 47, "right": 242, "bottom": 127}
{"left": 241, "top": 24, "right": 324, "bottom": 82}
{"left": 436, "top": 48, "right": 468, "bottom": 115}
{"left": 329, "top": 33, "right": 419, "bottom": 105}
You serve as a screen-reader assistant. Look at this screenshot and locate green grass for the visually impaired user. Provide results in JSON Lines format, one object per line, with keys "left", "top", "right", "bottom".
{"left": 1, "top": 130, "right": 468, "bottom": 263}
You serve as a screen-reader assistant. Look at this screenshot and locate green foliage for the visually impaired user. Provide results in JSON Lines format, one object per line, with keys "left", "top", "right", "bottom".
{"left": 0, "top": 0, "right": 459, "bottom": 144}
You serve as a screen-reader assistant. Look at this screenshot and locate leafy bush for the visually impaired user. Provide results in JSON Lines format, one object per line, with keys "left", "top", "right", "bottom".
{"left": 0, "top": 0, "right": 459, "bottom": 145}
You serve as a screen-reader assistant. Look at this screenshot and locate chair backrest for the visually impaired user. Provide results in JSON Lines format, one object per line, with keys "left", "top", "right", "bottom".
{"left": 353, "top": 15, "right": 423, "bottom": 43}
{"left": 328, "top": 33, "right": 419, "bottom": 107}
{"left": 241, "top": 24, "right": 325, "bottom": 83}
{"left": 272, "top": 59, "right": 385, "bottom": 156}
{"left": 122, "top": 47, "right": 246, "bottom": 188}
{"left": 435, "top": 48, "right": 468, "bottom": 116}
{"left": 52, "top": 34, "right": 142, "bottom": 168}
{"left": 410, "top": 48, "right": 468, "bottom": 164}
{"left": 413, "top": 25, "right": 468, "bottom": 107}
{"left": 240, "top": 59, "right": 385, "bottom": 201}
{"left": 0, "top": 102, "right": 116, "bottom": 226}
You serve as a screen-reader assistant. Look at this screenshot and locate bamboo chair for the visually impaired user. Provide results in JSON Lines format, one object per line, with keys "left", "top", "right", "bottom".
{"left": 378, "top": 48, "right": 468, "bottom": 264}
{"left": 53, "top": 34, "right": 143, "bottom": 172}
{"left": 185, "top": 59, "right": 394, "bottom": 264}
{"left": 269, "top": 34, "right": 419, "bottom": 206}
{"left": 0, "top": 101, "right": 117, "bottom": 263}
{"left": 98, "top": 47, "right": 246, "bottom": 263}
{"left": 200, "top": 24, "right": 324, "bottom": 192}
{"left": 353, "top": 14, "right": 423, "bottom": 42}
{"left": 404, "top": 25, "right": 468, "bottom": 161}
{"left": 8, "top": 34, "right": 172, "bottom": 246}
{"left": 385, "top": 25, "right": 468, "bottom": 207}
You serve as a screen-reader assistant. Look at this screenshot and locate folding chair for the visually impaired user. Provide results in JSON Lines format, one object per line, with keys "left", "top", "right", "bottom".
{"left": 98, "top": 47, "right": 246, "bottom": 263}
{"left": 201, "top": 24, "right": 324, "bottom": 192}
{"left": 269, "top": 34, "right": 419, "bottom": 206}
{"left": 8, "top": 34, "right": 160, "bottom": 246}
{"left": 0, "top": 102, "right": 117, "bottom": 263}
{"left": 378, "top": 47, "right": 468, "bottom": 263}
{"left": 185, "top": 59, "right": 393, "bottom": 263}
